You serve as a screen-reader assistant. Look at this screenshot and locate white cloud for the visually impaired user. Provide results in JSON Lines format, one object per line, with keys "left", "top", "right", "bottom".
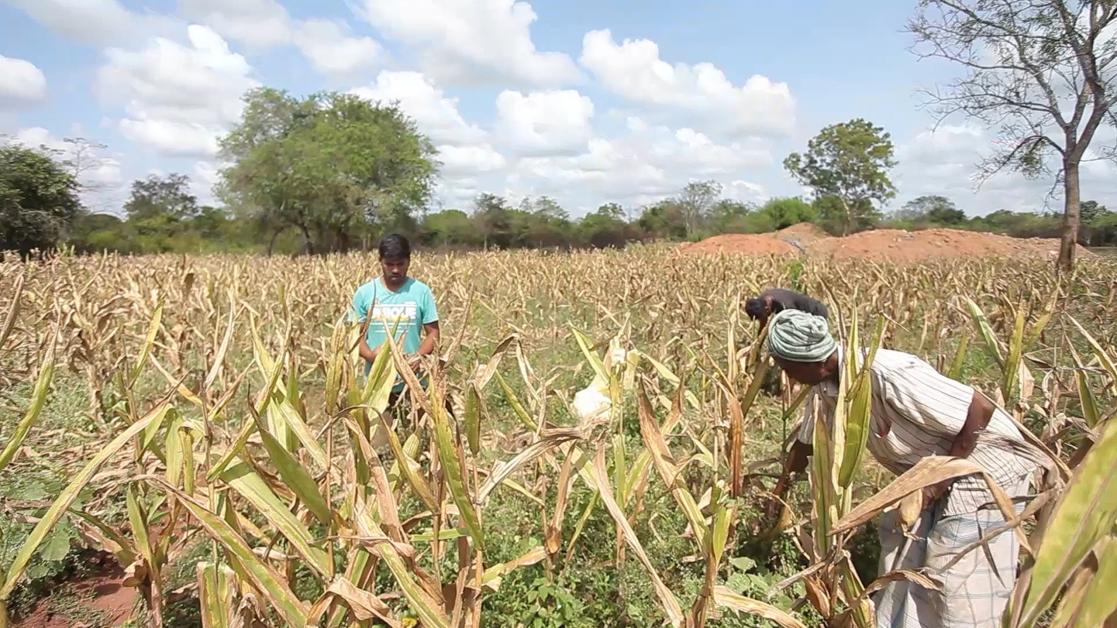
{"left": 350, "top": 71, "right": 483, "bottom": 145}
{"left": 357, "top": 0, "right": 581, "bottom": 86}
{"left": 494, "top": 122, "right": 774, "bottom": 213}
{"left": 191, "top": 160, "right": 221, "bottom": 204}
{"left": 118, "top": 119, "right": 220, "bottom": 156}
{"left": 580, "top": 29, "right": 795, "bottom": 139}
{"left": 2, "top": 0, "right": 175, "bottom": 45}
{"left": 0, "top": 55, "right": 47, "bottom": 105}
{"left": 892, "top": 125, "right": 1099, "bottom": 214}
{"left": 437, "top": 144, "right": 506, "bottom": 175}
{"left": 97, "top": 25, "right": 257, "bottom": 157}
{"left": 178, "top": 0, "right": 292, "bottom": 49}
{"left": 294, "top": 19, "right": 382, "bottom": 78}
{"left": 724, "top": 180, "right": 768, "bottom": 203}
{"left": 495, "top": 90, "right": 594, "bottom": 156}
{"left": 6, "top": 127, "right": 124, "bottom": 209}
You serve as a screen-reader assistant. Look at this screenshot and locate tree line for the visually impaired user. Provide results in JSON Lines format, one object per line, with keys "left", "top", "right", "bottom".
{"left": 4, "top": 85, "right": 1117, "bottom": 258}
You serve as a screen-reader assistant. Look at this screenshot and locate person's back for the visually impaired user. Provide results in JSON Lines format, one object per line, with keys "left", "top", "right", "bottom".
{"left": 745, "top": 288, "right": 828, "bottom": 329}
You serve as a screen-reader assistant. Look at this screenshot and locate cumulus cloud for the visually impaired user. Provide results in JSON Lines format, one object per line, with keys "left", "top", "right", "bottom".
{"left": 293, "top": 19, "right": 382, "bottom": 78}
{"left": 0, "top": 55, "right": 47, "bottom": 105}
{"left": 178, "top": 0, "right": 292, "bottom": 49}
{"left": 892, "top": 125, "right": 1117, "bottom": 214}
{"left": 350, "top": 71, "right": 484, "bottom": 145}
{"left": 6, "top": 127, "right": 124, "bottom": 209}
{"left": 2, "top": 0, "right": 176, "bottom": 45}
{"left": 356, "top": 0, "right": 581, "bottom": 86}
{"left": 494, "top": 121, "right": 774, "bottom": 212}
{"left": 97, "top": 25, "right": 257, "bottom": 157}
{"left": 437, "top": 144, "right": 506, "bottom": 175}
{"left": 495, "top": 90, "right": 594, "bottom": 156}
{"left": 580, "top": 29, "right": 795, "bottom": 139}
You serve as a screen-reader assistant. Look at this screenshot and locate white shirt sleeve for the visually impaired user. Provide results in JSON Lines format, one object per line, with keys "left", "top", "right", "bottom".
{"left": 795, "top": 390, "right": 818, "bottom": 446}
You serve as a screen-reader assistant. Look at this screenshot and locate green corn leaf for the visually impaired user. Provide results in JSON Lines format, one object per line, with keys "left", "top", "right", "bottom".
{"left": 208, "top": 344, "right": 286, "bottom": 482}
{"left": 1069, "top": 316, "right": 1117, "bottom": 391}
{"left": 220, "top": 460, "right": 332, "bottom": 577}
{"left": 963, "top": 296, "right": 1004, "bottom": 367}
{"left": 252, "top": 411, "right": 331, "bottom": 524}
{"left": 464, "top": 382, "right": 483, "bottom": 455}
{"left": 1016, "top": 416, "right": 1117, "bottom": 626}
{"left": 0, "top": 400, "right": 172, "bottom": 601}
{"left": 1001, "top": 305, "right": 1026, "bottom": 404}
{"left": 1071, "top": 536, "right": 1117, "bottom": 628}
{"left": 0, "top": 338, "right": 56, "bottom": 471}
{"left": 494, "top": 371, "right": 536, "bottom": 431}
{"left": 197, "top": 562, "right": 234, "bottom": 628}
{"left": 570, "top": 326, "right": 609, "bottom": 387}
{"left": 839, "top": 317, "right": 885, "bottom": 488}
{"left": 428, "top": 384, "right": 484, "bottom": 552}
{"left": 637, "top": 386, "right": 707, "bottom": 547}
{"left": 1070, "top": 346, "right": 1101, "bottom": 427}
{"left": 129, "top": 300, "right": 163, "bottom": 387}
{"left": 947, "top": 332, "right": 970, "bottom": 380}
{"left": 152, "top": 480, "right": 308, "bottom": 626}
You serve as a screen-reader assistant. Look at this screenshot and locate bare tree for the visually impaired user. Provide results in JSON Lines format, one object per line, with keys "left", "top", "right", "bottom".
{"left": 909, "top": 0, "right": 1117, "bottom": 271}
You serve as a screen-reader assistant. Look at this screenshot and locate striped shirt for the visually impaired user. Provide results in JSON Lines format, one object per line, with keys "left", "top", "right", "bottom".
{"left": 797, "top": 348, "right": 1042, "bottom": 516}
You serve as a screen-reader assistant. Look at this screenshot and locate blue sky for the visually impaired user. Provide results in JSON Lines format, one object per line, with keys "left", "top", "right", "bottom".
{"left": 2, "top": 0, "right": 1114, "bottom": 217}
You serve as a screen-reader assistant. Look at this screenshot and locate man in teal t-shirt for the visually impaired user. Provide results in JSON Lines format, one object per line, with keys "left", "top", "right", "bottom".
{"left": 349, "top": 234, "right": 440, "bottom": 396}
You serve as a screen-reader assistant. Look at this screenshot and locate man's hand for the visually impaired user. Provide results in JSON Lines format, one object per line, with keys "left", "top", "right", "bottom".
{"left": 921, "top": 480, "right": 952, "bottom": 510}
{"left": 406, "top": 355, "right": 423, "bottom": 373}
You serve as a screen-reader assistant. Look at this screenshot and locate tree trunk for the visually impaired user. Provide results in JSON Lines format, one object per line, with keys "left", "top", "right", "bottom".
{"left": 267, "top": 228, "right": 281, "bottom": 256}
{"left": 1058, "top": 160, "right": 1081, "bottom": 272}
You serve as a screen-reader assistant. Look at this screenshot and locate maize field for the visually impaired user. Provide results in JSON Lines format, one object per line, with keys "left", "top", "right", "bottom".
{"left": 0, "top": 245, "right": 1116, "bottom": 627}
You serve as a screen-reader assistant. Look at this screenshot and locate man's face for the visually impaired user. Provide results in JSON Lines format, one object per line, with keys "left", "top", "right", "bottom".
{"left": 774, "top": 356, "right": 828, "bottom": 385}
{"left": 380, "top": 256, "right": 409, "bottom": 286}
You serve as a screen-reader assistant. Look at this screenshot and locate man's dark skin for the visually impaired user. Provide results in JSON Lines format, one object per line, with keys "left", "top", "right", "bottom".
{"left": 770, "top": 353, "right": 998, "bottom": 513}
{"left": 746, "top": 288, "right": 829, "bottom": 328}
{"left": 357, "top": 254, "right": 440, "bottom": 373}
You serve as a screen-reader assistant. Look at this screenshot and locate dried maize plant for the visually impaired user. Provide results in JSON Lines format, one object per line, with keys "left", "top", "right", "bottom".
{"left": 0, "top": 249, "right": 1115, "bottom": 626}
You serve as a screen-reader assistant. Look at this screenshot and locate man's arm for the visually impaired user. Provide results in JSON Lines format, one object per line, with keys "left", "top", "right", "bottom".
{"left": 951, "top": 390, "right": 995, "bottom": 457}
{"left": 417, "top": 321, "right": 440, "bottom": 357}
{"left": 358, "top": 333, "right": 378, "bottom": 364}
{"left": 920, "top": 389, "right": 996, "bottom": 506}
{"left": 773, "top": 440, "right": 812, "bottom": 495}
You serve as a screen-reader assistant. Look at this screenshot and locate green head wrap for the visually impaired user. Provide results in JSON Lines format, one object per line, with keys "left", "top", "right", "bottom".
{"left": 767, "top": 309, "right": 837, "bottom": 363}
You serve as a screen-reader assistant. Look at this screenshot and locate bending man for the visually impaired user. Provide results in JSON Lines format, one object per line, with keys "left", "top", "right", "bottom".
{"left": 745, "top": 288, "right": 829, "bottom": 328}
{"left": 767, "top": 309, "right": 1043, "bottom": 627}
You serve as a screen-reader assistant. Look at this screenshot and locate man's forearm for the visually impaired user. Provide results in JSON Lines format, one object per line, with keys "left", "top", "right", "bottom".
{"left": 417, "top": 326, "right": 440, "bottom": 357}
{"left": 358, "top": 336, "right": 378, "bottom": 364}
{"left": 951, "top": 390, "right": 995, "bottom": 457}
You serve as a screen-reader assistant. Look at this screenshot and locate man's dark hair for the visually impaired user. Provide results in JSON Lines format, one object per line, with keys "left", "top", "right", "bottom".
{"left": 378, "top": 234, "right": 411, "bottom": 260}
{"left": 744, "top": 298, "right": 767, "bottom": 321}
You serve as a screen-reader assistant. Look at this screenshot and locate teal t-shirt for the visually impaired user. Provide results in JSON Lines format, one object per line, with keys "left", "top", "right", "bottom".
{"left": 349, "top": 277, "right": 439, "bottom": 381}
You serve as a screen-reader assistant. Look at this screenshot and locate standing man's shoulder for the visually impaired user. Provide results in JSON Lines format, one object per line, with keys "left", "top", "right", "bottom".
{"left": 405, "top": 278, "right": 437, "bottom": 298}
{"left": 354, "top": 279, "right": 378, "bottom": 297}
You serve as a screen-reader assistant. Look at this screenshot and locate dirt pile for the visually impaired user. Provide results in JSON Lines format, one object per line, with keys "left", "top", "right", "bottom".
{"left": 679, "top": 234, "right": 797, "bottom": 256}
{"left": 805, "top": 228, "right": 1089, "bottom": 262}
{"left": 682, "top": 226, "right": 1090, "bottom": 262}
{"left": 773, "top": 222, "right": 830, "bottom": 245}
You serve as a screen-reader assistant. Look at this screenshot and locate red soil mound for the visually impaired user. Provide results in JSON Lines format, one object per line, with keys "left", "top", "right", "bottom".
{"left": 774, "top": 222, "right": 830, "bottom": 244}
{"left": 682, "top": 226, "right": 1091, "bottom": 262}
{"left": 805, "top": 228, "right": 1090, "bottom": 262}
{"left": 680, "top": 234, "right": 797, "bottom": 256}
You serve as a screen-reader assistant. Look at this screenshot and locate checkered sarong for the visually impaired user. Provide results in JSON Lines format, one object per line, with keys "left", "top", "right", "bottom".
{"left": 872, "top": 476, "right": 1030, "bottom": 627}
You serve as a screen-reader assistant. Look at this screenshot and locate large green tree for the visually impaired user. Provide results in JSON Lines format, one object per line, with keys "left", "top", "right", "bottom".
{"left": 910, "top": 0, "right": 1117, "bottom": 271}
{"left": 784, "top": 118, "right": 897, "bottom": 235}
{"left": 218, "top": 87, "right": 437, "bottom": 253}
{"left": 895, "top": 195, "right": 966, "bottom": 225}
{"left": 0, "top": 144, "right": 82, "bottom": 256}
{"left": 124, "top": 174, "right": 198, "bottom": 221}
